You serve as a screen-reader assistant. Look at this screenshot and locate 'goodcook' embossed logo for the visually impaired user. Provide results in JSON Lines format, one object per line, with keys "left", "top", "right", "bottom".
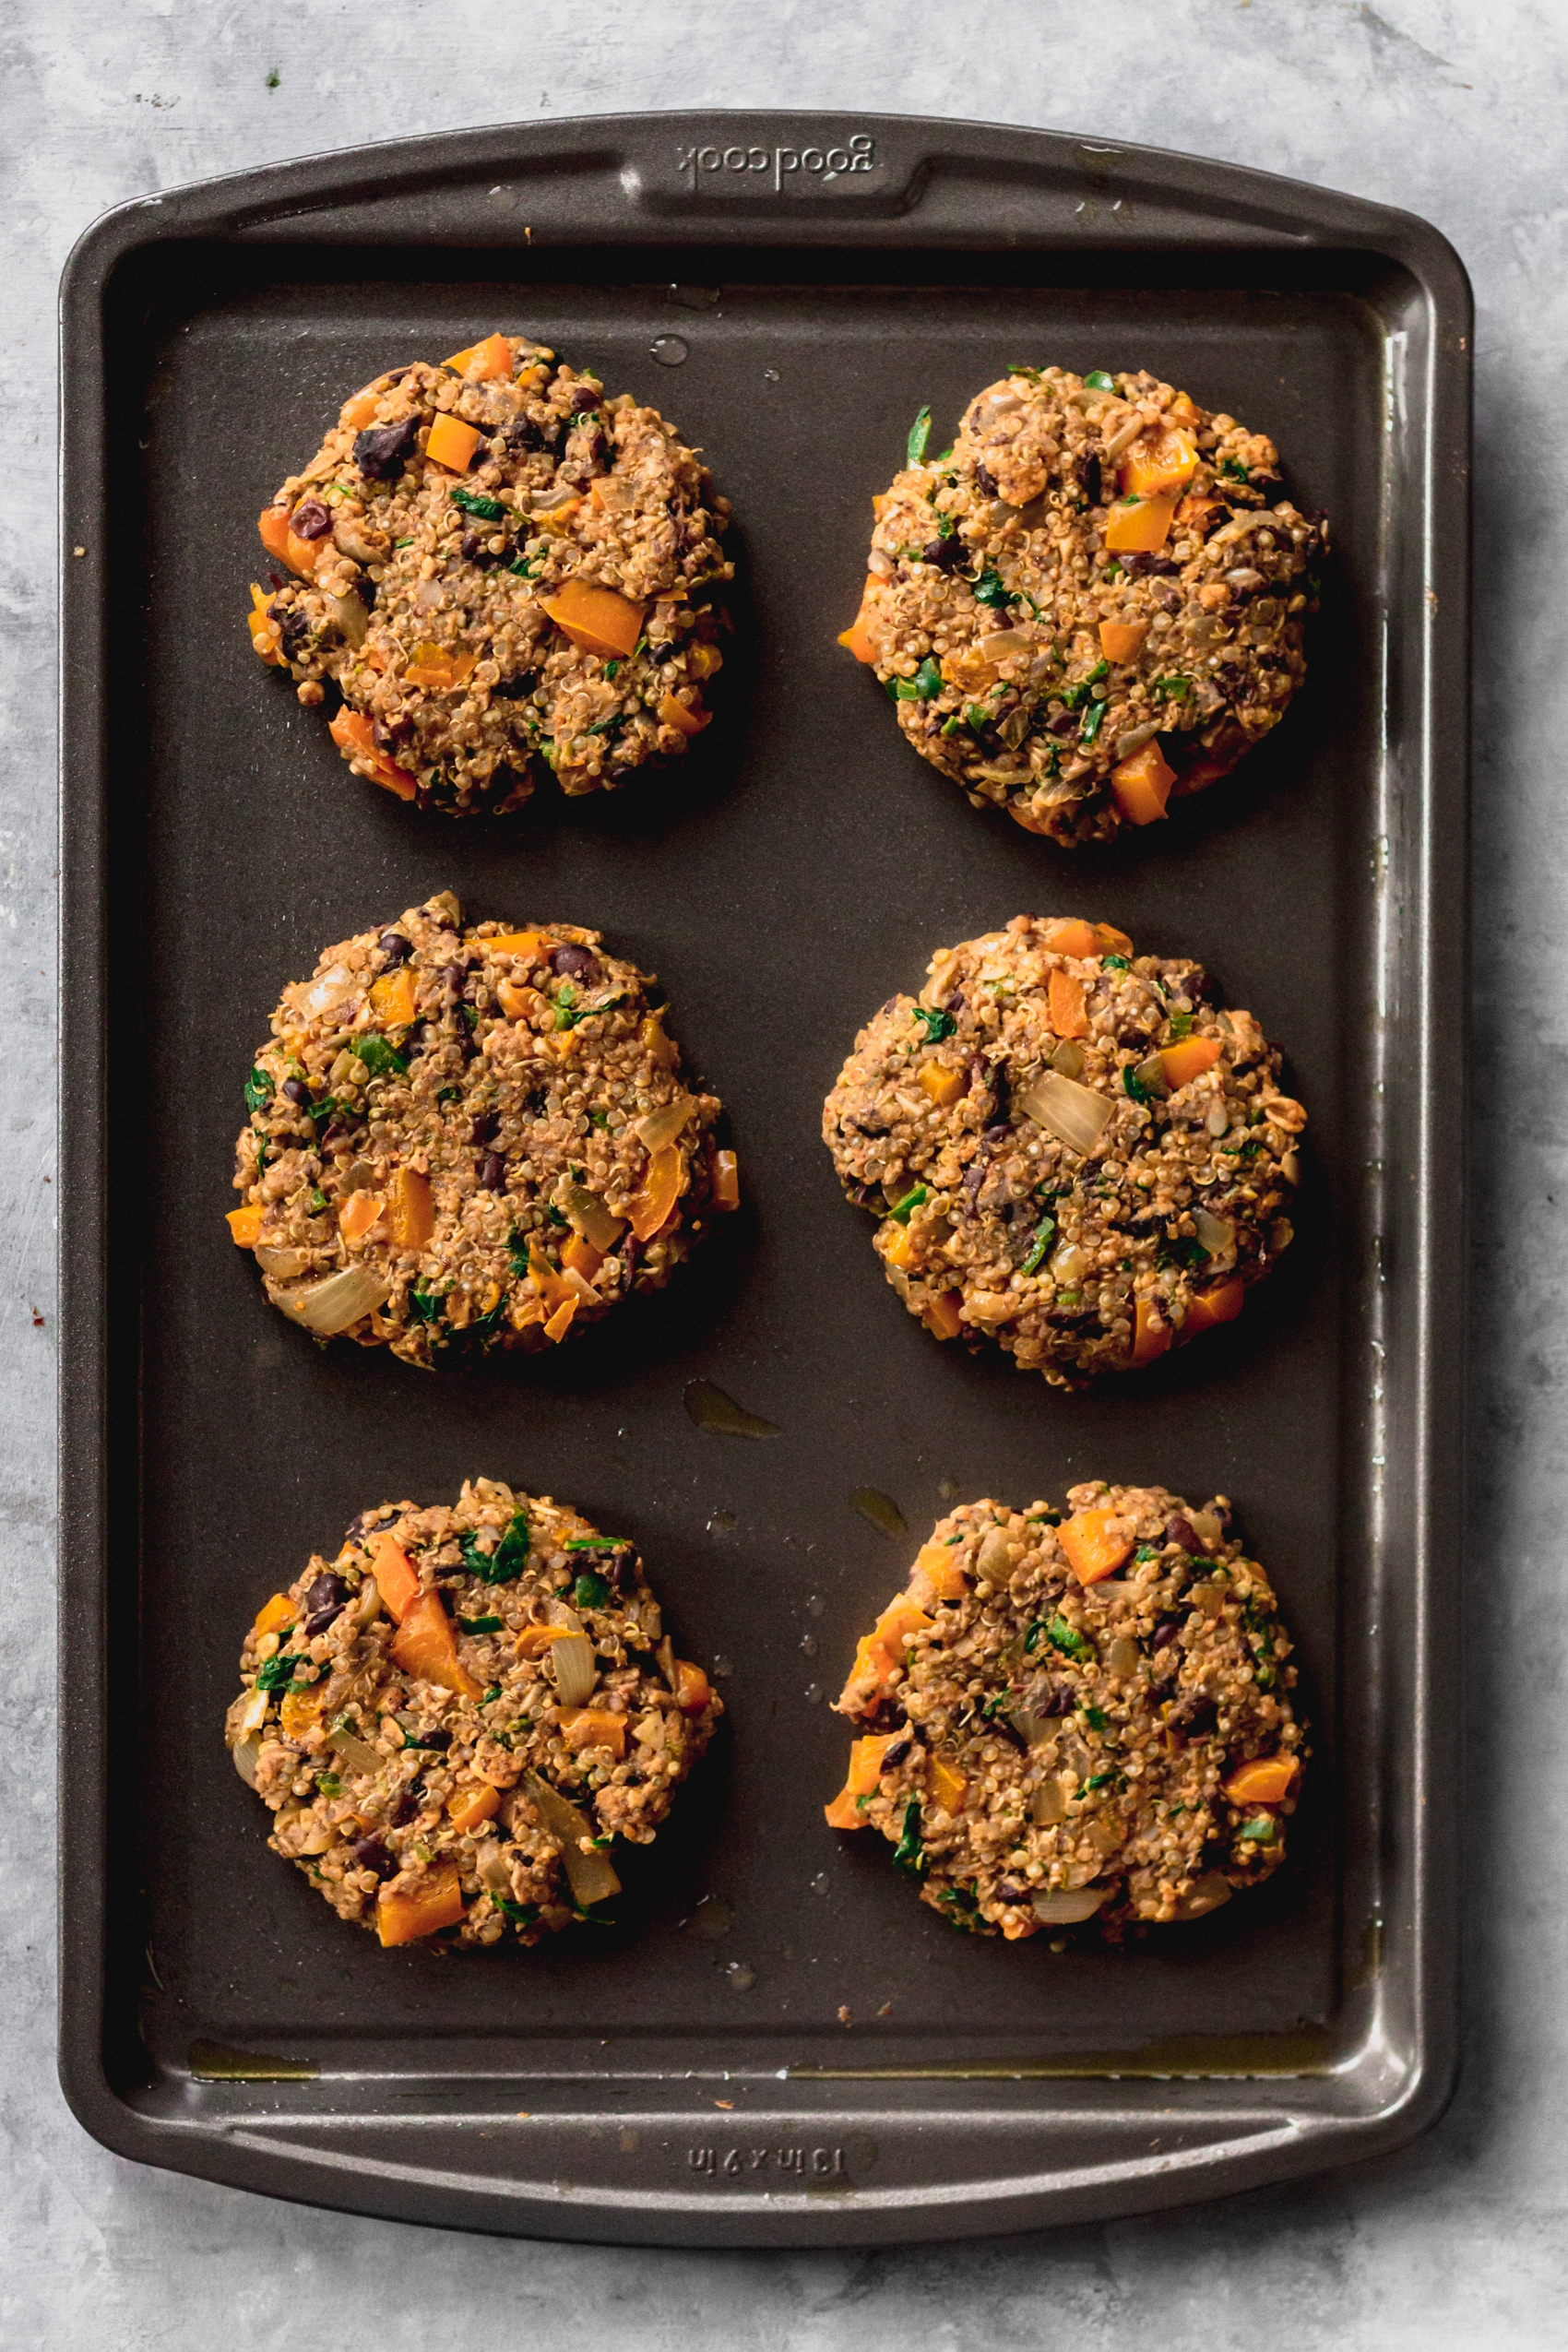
{"left": 675, "top": 134, "right": 876, "bottom": 192}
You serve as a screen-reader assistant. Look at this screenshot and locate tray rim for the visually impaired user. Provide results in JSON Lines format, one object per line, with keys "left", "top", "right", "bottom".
{"left": 56, "top": 106, "right": 1471, "bottom": 2248}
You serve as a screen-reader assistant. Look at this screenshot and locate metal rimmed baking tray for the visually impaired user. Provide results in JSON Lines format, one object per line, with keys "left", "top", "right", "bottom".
{"left": 58, "top": 111, "right": 1469, "bottom": 2246}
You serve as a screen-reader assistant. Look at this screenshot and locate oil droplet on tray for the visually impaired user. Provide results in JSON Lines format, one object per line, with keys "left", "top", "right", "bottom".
{"left": 650, "top": 334, "right": 688, "bottom": 366}
{"left": 802, "top": 1682, "right": 823, "bottom": 1705}
{"left": 938, "top": 1476, "right": 959, "bottom": 1503}
{"left": 684, "top": 1379, "right": 781, "bottom": 1439}
{"left": 683, "top": 1895, "right": 733, "bottom": 1941}
{"left": 707, "top": 1509, "right": 737, "bottom": 1536}
{"left": 851, "top": 1487, "right": 907, "bottom": 1539}
{"left": 726, "top": 1962, "right": 756, "bottom": 1991}
{"left": 806, "top": 1594, "right": 826, "bottom": 1619}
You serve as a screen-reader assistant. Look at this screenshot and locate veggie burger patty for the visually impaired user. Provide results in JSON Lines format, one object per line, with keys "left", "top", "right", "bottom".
{"left": 227, "top": 1479, "right": 721, "bottom": 1949}
{"left": 841, "top": 364, "right": 1324, "bottom": 846}
{"left": 826, "top": 1484, "right": 1304, "bottom": 1937}
{"left": 822, "top": 913, "right": 1304, "bottom": 1384}
{"left": 247, "top": 331, "right": 731, "bottom": 815}
{"left": 227, "top": 892, "right": 735, "bottom": 1365}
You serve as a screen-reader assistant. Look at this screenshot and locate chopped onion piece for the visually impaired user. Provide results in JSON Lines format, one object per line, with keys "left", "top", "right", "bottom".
{"left": 634, "top": 1092, "right": 695, "bottom": 1154}
{"left": 255, "top": 1245, "right": 308, "bottom": 1279}
{"left": 1194, "top": 1207, "right": 1235, "bottom": 1256}
{"left": 271, "top": 1266, "right": 390, "bottom": 1335}
{"left": 1031, "top": 1776, "right": 1068, "bottom": 1826}
{"left": 476, "top": 1838, "right": 512, "bottom": 1892}
{"left": 558, "top": 1181, "right": 624, "bottom": 1253}
{"left": 550, "top": 1631, "right": 598, "bottom": 1706}
{"left": 1134, "top": 1052, "right": 1170, "bottom": 1098}
{"left": 1171, "top": 1871, "right": 1232, "bottom": 1920}
{"left": 327, "top": 1721, "right": 386, "bottom": 1777}
{"left": 523, "top": 1770, "right": 622, "bottom": 1907}
{"left": 232, "top": 1736, "right": 261, "bottom": 1788}
{"left": 1050, "top": 1241, "right": 1090, "bottom": 1286}
{"left": 287, "top": 963, "right": 357, "bottom": 1021}
{"left": 232, "top": 1684, "right": 268, "bottom": 1739}
{"left": 1051, "top": 1039, "right": 1086, "bottom": 1079}
{"left": 1033, "top": 1887, "right": 1108, "bottom": 1924}
{"left": 1017, "top": 1068, "right": 1114, "bottom": 1158}
{"left": 1010, "top": 1707, "right": 1054, "bottom": 1750}
{"left": 978, "top": 628, "right": 1032, "bottom": 660}
{"left": 545, "top": 1600, "right": 584, "bottom": 1633}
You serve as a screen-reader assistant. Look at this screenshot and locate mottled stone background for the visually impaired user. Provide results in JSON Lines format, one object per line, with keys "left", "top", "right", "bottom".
{"left": 3, "top": 2, "right": 1556, "bottom": 2343}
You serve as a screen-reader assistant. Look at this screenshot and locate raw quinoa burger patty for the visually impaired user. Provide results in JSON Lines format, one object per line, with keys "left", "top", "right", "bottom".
{"left": 826, "top": 1484, "right": 1304, "bottom": 1938}
{"left": 228, "top": 892, "right": 735, "bottom": 1366}
{"left": 247, "top": 331, "right": 731, "bottom": 815}
{"left": 226, "top": 1479, "right": 722, "bottom": 1949}
{"left": 822, "top": 913, "right": 1304, "bottom": 1385}
{"left": 842, "top": 364, "right": 1324, "bottom": 847}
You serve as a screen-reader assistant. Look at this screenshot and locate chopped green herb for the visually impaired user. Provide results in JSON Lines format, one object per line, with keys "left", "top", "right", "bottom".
{"left": 910, "top": 656, "right": 943, "bottom": 698}
{"left": 1083, "top": 1705, "right": 1109, "bottom": 1733}
{"left": 244, "top": 1067, "right": 274, "bottom": 1116}
{"left": 1021, "top": 1216, "right": 1056, "bottom": 1277}
{"left": 1008, "top": 364, "right": 1042, "bottom": 382}
{"left": 1045, "top": 1615, "right": 1093, "bottom": 1662}
{"left": 1158, "top": 1234, "right": 1209, "bottom": 1272}
{"left": 1167, "top": 1012, "right": 1194, "bottom": 1041}
{"left": 893, "top": 1798, "right": 925, "bottom": 1874}
{"left": 409, "top": 1288, "right": 445, "bottom": 1325}
{"left": 505, "top": 1229, "right": 530, "bottom": 1279}
{"left": 1084, "top": 369, "right": 1118, "bottom": 393}
{"left": 907, "top": 403, "right": 932, "bottom": 466}
{"left": 508, "top": 555, "right": 543, "bottom": 577}
{"left": 888, "top": 1183, "right": 929, "bottom": 1225}
{"left": 394, "top": 535, "right": 414, "bottom": 548}
{"left": 1237, "top": 1813, "right": 1278, "bottom": 1845}
{"left": 1123, "top": 1064, "right": 1155, "bottom": 1105}
{"left": 315, "top": 1773, "right": 342, "bottom": 1797}
{"left": 255, "top": 1653, "right": 303, "bottom": 1693}
{"left": 1084, "top": 1768, "right": 1113, "bottom": 1792}
{"left": 935, "top": 1882, "right": 983, "bottom": 1930}
{"left": 940, "top": 714, "right": 963, "bottom": 737}
{"left": 460, "top": 1509, "right": 530, "bottom": 1586}
{"left": 450, "top": 487, "right": 505, "bottom": 522}
{"left": 457, "top": 1615, "right": 505, "bottom": 1634}
{"left": 494, "top": 1895, "right": 540, "bottom": 1926}
{"left": 354, "top": 1034, "right": 408, "bottom": 1079}
{"left": 1219, "top": 457, "right": 1251, "bottom": 483}
{"left": 1101, "top": 954, "right": 1130, "bottom": 973}
{"left": 912, "top": 1004, "right": 956, "bottom": 1043}
{"left": 572, "top": 1572, "right": 612, "bottom": 1609}
{"left": 1155, "top": 674, "right": 1192, "bottom": 700}
{"left": 971, "top": 568, "right": 1010, "bottom": 608}
{"left": 565, "top": 1537, "right": 629, "bottom": 1550}
{"left": 1134, "top": 1543, "right": 1159, "bottom": 1563}
{"left": 307, "top": 1189, "right": 328, "bottom": 1214}
{"left": 1079, "top": 698, "right": 1108, "bottom": 746}
{"left": 602, "top": 659, "right": 620, "bottom": 680}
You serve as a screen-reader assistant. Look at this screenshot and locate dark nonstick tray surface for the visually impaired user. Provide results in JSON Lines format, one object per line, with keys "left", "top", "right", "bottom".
{"left": 58, "top": 113, "right": 1469, "bottom": 2246}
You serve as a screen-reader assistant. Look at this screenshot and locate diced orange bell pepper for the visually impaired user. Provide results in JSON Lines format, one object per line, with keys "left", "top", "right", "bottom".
{"left": 391, "top": 1589, "right": 483, "bottom": 1701}
{"left": 839, "top": 1598, "right": 933, "bottom": 1711}
{"left": 884, "top": 1226, "right": 919, "bottom": 1273}
{"left": 339, "top": 1191, "right": 385, "bottom": 1242}
{"left": 404, "top": 642, "right": 477, "bottom": 693}
{"left": 514, "top": 1625, "right": 558, "bottom": 1658}
{"left": 1131, "top": 1297, "right": 1173, "bottom": 1368}
{"left": 424, "top": 413, "right": 482, "bottom": 472}
{"left": 369, "top": 967, "right": 417, "bottom": 1028}
{"left": 543, "top": 1297, "right": 578, "bottom": 1344}
{"left": 628, "top": 1146, "right": 683, "bottom": 1241}
{"left": 252, "top": 1592, "right": 297, "bottom": 1638}
{"left": 444, "top": 331, "right": 512, "bottom": 381}
{"left": 341, "top": 390, "right": 380, "bottom": 431}
{"left": 640, "top": 1013, "right": 678, "bottom": 1070}
{"left": 487, "top": 931, "right": 545, "bottom": 961}
{"left": 823, "top": 1788, "right": 863, "bottom": 1830}
{"left": 920, "top": 1063, "right": 966, "bottom": 1108}
{"left": 328, "top": 707, "right": 419, "bottom": 802}
{"left": 279, "top": 1686, "right": 324, "bottom": 1740}
{"left": 447, "top": 1782, "right": 502, "bottom": 1835}
{"left": 672, "top": 1660, "right": 711, "bottom": 1715}
{"left": 1059, "top": 1508, "right": 1133, "bottom": 1585}
{"left": 1099, "top": 617, "right": 1150, "bottom": 664}
{"left": 561, "top": 1232, "right": 605, "bottom": 1281}
{"left": 1048, "top": 968, "right": 1088, "bottom": 1039}
{"left": 1104, "top": 491, "right": 1180, "bottom": 552}
{"left": 837, "top": 578, "right": 880, "bottom": 663}
{"left": 1095, "top": 922, "right": 1134, "bottom": 956}
{"left": 1159, "top": 1035, "right": 1223, "bottom": 1090}
{"left": 227, "top": 1204, "right": 264, "bottom": 1247}
{"left": 1224, "top": 1755, "right": 1298, "bottom": 1805}
{"left": 383, "top": 1165, "right": 434, "bottom": 1252}
{"left": 1110, "top": 739, "right": 1176, "bottom": 826}
{"left": 376, "top": 1861, "right": 465, "bottom": 1947}
{"left": 367, "top": 1532, "right": 421, "bottom": 1625}
{"left": 847, "top": 1733, "right": 895, "bottom": 1797}
{"left": 1119, "top": 426, "right": 1198, "bottom": 501}
{"left": 925, "top": 1290, "right": 965, "bottom": 1341}
{"left": 495, "top": 976, "right": 539, "bottom": 1021}
{"left": 1182, "top": 1278, "right": 1245, "bottom": 1338}
{"left": 710, "top": 1148, "right": 740, "bottom": 1210}
{"left": 930, "top": 1756, "right": 968, "bottom": 1815}
{"left": 527, "top": 1248, "right": 572, "bottom": 1310}
{"left": 540, "top": 576, "right": 647, "bottom": 659}
{"left": 1039, "top": 918, "right": 1099, "bottom": 958}
{"left": 659, "top": 691, "right": 708, "bottom": 737}
{"left": 247, "top": 584, "right": 286, "bottom": 667}
{"left": 912, "top": 1542, "right": 968, "bottom": 1602}
{"left": 257, "top": 505, "right": 327, "bottom": 578}
{"left": 557, "top": 1707, "right": 627, "bottom": 1759}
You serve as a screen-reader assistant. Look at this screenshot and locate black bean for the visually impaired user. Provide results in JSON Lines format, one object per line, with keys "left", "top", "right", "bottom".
{"left": 442, "top": 961, "right": 468, "bottom": 998}
{"left": 459, "top": 530, "right": 481, "bottom": 561}
{"left": 480, "top": 1151, "right": 505, "bottom": 1192}
{"left": 961, "top": 1160, "right": 986, "bottom": 1202}
{"left": 996, "top": 1880, "right": 1031, "bottom": 1903}
{"left": 415, "top": 1728, "right": 451, "bottom": 1751}
{"left": 378, "top": 930, "right": 411, "bottom": 964}
{"left": 549, "top": 943, "right": 599, "bottom": 981}
{"left": 357, "top": 575, "right": 376, "bottom": 610}
{"left": 1165, "top": 1514, "right": 1201, "bottom": 1554}
{"left": 470, "top": 1109, "right": 499, "bottom": 1146}
{"left": 921, "top": 535, "right": 964, "bottom": 571}
{"left": 1044, "top": 1681, "right": 1075, "bottom": 1716}
{"left": 280, "top": 1076, "right": 311, "bottom": 1109}
{"left": 390, "top": 1791, "right": 422, "bottom": 1827}
{"left": 881, "top": 1735, "right": 913, "bottom": 1769}
{"left": 352, "top": 415, "right": 421, "bottom": 481}
{"left": 289, "top": 498, "right": 331, "bottom": 541}
{"left": 350, "top": 1835, "right": 394, "bottom": 1879}
{"left": 279, "top": 607, "right": 312, "bottom": 658}
{"left": 974, "top": 461, "right": 1000, "bottom": 496}
{"left": 1150, "top": 1616, "right": 1183, "bottom": 1651}
{"left": 983, "top": 1122, "right": 1010, "bottom": 1145}
{"left": 505, "top": 415, "right": 547, "bottom": 451}
{"left": 1169, "top": 1694, "right": 1218, "bottom": 1738}
{"left": 1076, "top": 452, "right": 1101, "bottom": 505}
{"left": 1045, "top": 709, "right": 1077, "bottom": 737}
{"left": 303, "top": 1571, "right": 351, "bottom": 1636}
{"left": 570, "top": 383, "right": 601, "bottom": 411}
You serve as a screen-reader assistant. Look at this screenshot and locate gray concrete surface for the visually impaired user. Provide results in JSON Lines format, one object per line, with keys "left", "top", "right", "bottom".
{"left": 3, "top": 0, "right": 1559, "bottom": 2342}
